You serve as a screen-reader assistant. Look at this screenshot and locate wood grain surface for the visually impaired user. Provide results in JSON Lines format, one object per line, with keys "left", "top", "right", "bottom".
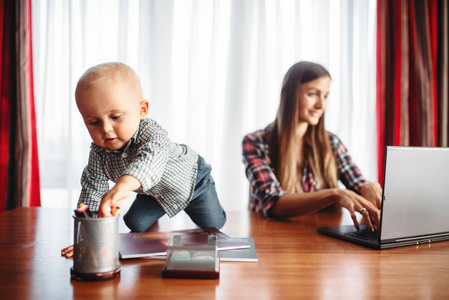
{"left": 0, "top": 207, "right": 448, "bottom": 299}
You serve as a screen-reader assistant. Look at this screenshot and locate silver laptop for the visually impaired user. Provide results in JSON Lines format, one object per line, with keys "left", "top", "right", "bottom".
{"left": 317, "top": 146, "right": 449, "bottom": 249}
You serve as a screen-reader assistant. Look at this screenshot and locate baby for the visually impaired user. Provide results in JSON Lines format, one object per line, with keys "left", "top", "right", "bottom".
{"left": 62, "top": 62, "right": 226, "bottom": 257}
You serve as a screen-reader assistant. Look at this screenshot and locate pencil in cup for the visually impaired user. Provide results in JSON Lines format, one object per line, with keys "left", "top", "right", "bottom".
{"left": 111, "top": 207, "right": 120, "bottom": 217}
{"left": 74, "top": 203, "right": 94, "bottom": 218}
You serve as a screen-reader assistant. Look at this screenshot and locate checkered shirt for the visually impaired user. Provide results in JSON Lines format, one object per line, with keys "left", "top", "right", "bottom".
{"left": 79, "top": 118, "right": 198, "bottom": 217}
{"left": 242, "top": 124, "right": 367, "bottom": 217}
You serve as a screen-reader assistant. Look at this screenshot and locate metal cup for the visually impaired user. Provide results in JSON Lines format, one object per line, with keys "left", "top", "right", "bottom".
{"left": 71, "top": 214, "right": 121, "bottom": 281}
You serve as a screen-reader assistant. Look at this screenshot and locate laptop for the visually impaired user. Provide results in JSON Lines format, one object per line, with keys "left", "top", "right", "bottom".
{"left": 317, "top": 146, "right": 449, "bottom": 249}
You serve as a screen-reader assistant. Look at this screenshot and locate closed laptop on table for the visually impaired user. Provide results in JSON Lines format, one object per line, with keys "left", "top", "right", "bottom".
{"left": 317, "top": 146, "right": 449, "bottom": 249}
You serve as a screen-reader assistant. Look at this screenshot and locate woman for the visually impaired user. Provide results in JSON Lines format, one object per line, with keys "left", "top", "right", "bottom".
{"left": 242, "top": 61, "right": 381, "bottom": 231}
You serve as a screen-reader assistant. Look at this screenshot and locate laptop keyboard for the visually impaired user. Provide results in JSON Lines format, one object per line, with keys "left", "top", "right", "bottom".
{"left": 345, "top": 229, "right": 380, "bottom": 243}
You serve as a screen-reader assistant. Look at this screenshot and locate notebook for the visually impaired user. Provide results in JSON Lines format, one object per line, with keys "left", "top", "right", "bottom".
{"left": 317, "top": 146, "right": 449, "bottom": 249}
{"left": 119, "top": 227, "right": 251, "bottom": 259}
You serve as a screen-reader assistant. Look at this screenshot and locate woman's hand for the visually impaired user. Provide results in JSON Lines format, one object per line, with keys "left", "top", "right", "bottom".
{"left": 360, "top": 182, "right": 382, "bottom": 209}
{"left": 334, "top": 189, "right": 381, "bottom": 231}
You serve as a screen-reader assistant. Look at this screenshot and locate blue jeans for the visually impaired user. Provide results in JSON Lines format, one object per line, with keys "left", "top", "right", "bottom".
{"left": 123, "top": 156, "right": 227, "bottom": 232}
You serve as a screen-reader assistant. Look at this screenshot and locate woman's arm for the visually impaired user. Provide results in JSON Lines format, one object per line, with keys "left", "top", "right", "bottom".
{"left": 242, "top": 130, "right": 287, "bottom": 216}
{"left": 270, "top": 188, "right": 380, "bottom": 231}
{"left": 243, "top": 129, "right": 380, "bottom": 230}
{"left": 329, "top": 134, "right": 383, "bottom": 210}
{"left": 269, "top": 189, "right": 338, "bottom": 217}
{"left": 330, "top": 133, "right": 367, "bottom": 194}
{"left": 360, "top": 182, "right": 382, "bottom": 209}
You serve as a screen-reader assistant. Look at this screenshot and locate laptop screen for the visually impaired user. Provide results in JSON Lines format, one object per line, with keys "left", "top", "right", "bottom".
{"left": 380, "top": 146, "right": 449, "bottom": 242}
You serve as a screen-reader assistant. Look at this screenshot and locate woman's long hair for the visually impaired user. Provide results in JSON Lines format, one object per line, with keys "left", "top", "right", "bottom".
{"left": 270, "top": 61, "right": 338, "bottom": 193}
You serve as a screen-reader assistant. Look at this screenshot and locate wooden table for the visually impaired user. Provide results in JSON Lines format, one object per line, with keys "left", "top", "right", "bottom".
{"left": 0, "top": 207, "right": 448, "bottom": 299}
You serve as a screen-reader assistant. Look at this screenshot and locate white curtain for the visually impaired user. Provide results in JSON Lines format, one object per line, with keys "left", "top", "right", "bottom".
{"left": 32, "top": 0, "right": 377, "bottom": 213}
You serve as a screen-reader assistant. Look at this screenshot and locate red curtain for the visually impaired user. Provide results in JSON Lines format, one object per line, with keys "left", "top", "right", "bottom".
{"left": 0, "top": 0, "right": 40, "bottom": 212}
{"left": 376, "top": 0, "right": 449, "bottom": 185}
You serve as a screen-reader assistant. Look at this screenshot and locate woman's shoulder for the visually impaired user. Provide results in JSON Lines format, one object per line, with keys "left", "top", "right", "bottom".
{"left": 326, "top": 131, "right": 346, "bottom": 148}
{"left": 243, "top": 123, "right": 273, "bottom": 143}
{"left": 326, "top": 131, "right": 350, "bottom": 155}
{"left": 326, "top": 131, "right": 340, "bottom": 141}
{"left": 242, "top": 124, "right": 274, "bottom": 157}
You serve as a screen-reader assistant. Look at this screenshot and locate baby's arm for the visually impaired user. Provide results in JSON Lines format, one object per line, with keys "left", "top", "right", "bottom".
{"left": 61, "top": 175, "right": 130, "bottom": 258}
{"left": 98, "top": 175, "right": 142, "bottom": 217}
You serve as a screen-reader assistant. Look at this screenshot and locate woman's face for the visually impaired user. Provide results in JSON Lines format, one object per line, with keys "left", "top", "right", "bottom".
{"left": 296, "top": 75, "right": 330, "bottom": 126}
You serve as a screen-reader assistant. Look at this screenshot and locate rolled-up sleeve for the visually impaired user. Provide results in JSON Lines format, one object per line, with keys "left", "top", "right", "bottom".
{"left": 242, "top": 132, "right": 287, "bottom": 217}
{"left": 329, "top": 133, "right": 367, "bottom": 194}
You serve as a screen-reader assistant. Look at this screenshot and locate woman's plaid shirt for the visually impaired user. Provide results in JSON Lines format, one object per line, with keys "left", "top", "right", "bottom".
{"left": 242, "top": 125, "right": 367, "bottom": 217}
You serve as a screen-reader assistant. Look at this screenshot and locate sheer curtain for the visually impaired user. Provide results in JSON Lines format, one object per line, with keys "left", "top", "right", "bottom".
{"left": 32, "top": 0, "right": 377, "bottom": 213}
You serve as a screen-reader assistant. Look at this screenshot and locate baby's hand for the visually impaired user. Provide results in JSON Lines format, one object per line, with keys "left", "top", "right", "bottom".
{"left": 99, "top": 186, "right": 129, "bottom": 217}
{"left": 99, "top": 175, "right": 141, "bottom": 217}
{"left": 61, "top": 245, "right": 74, "bottom": 259}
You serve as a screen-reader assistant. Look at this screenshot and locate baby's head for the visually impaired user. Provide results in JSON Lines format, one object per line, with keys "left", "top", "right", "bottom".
{"left": 75, "top": 62, "right": 149, "bottom": 150}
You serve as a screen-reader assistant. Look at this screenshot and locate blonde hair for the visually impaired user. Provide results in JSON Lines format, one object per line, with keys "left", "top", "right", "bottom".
{"left": 270, "top": 62, "right": 338, "bottom": 193}
{"left": 75, "top": 62, "right": 143, "bottom": 100}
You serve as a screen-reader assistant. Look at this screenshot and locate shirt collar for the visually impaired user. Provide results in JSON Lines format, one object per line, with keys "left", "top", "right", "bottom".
{"left": 91, "top": 120, "right": 142, "bottom": 154}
